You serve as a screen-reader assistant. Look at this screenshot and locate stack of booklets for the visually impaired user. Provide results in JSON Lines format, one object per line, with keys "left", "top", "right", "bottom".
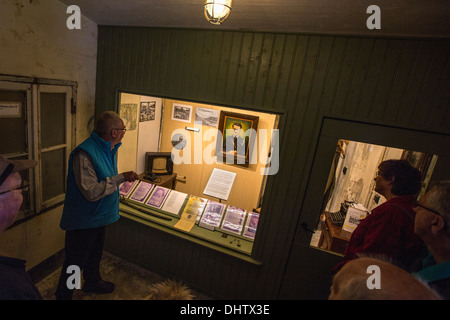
{"left": 242, "top": 212, "right": 260, "bottom": 240}
{"left": 220, "top": 206, "right": 247, "bottom": 236}
{"left": 182, "top": 196, "right": 209, "bottom": 223}
{"left": 198, "top": 201, "right": 226, "bottom": 231}
{"left": 173, "top": 196, "right": 209, "bottom": 232}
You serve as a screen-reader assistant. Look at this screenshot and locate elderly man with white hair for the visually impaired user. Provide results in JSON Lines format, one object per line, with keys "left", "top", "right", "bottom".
{"left": 55, "top": 111, "right": 139, "bottom": 300}
{"left": 413, "top": 180, "right": 450, "bottom": 299}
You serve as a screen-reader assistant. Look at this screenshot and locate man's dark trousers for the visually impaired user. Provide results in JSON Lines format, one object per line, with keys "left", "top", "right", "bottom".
{"left": 55, "top": 225, "right": 106, "bottom": 299}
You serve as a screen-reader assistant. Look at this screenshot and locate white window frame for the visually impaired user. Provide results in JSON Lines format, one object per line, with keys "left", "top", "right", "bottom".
{"left": 0, "top": 76, "right": 76, "bottom": 221}
{"left": 0, "top": 80, "right": 35, "bottom": 218}
{"left": 34, "top": 84, "right": 73, "bottom": 211}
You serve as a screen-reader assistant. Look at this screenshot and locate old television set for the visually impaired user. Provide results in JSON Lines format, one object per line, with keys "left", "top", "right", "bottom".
{"left": 145, "top": 152, "right": 173, "bottom": 176}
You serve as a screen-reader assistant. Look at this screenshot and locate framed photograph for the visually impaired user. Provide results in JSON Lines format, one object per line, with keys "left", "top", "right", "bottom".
{"left": 140, "top": 101, "right": 156, "bottom": 122}
{"left": 195, "top": 107, "right": 219, "bottom": 127}
{"left": 220, "top": 206, "right": 246, "bottom": 235}
{"left": 172, "top": 103, "right": 192, "bottom": 123}
{"left": 129, "top": 181, "right": 154, "bottom": 203}
{"left": 119, "top": 103, "right": 137, "bottom": 130}
{"left": 216, "top": 111, "right": 259, "bottom": 165}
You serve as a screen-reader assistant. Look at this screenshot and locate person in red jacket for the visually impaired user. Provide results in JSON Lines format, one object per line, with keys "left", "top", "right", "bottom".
{"left": 332, "top": 159, "right": 426, "bottom": 274}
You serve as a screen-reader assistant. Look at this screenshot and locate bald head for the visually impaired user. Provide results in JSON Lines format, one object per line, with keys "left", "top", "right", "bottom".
{"left": 329, "top": 257, "right": 440, "bottom": 300}
{"left": 94, "top": 111, "right": 123, "bottom": 138}
{"left": 94, "top": 111, "right": 126, "bottom": 148}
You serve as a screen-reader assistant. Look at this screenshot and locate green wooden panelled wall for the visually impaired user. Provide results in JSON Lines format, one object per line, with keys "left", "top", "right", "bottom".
{"left": 96, "top": 26, "right": 450, "bottom": 299}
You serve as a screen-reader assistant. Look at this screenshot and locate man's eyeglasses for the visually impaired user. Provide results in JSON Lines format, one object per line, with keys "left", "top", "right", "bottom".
{"left": 0, "top": 181, "right": 30, "bottom": 196}
{"left": 412, "top": 200, "right": 442, "bottom": 217}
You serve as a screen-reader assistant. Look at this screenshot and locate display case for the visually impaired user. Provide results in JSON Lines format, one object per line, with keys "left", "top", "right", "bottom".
{"left": 118, "top": 180, "right": 261, "bottom": 258}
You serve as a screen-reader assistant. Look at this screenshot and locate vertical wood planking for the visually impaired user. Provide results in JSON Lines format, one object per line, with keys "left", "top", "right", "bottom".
{"left": 98, "top": 27, "right": 450, "bottom": 299}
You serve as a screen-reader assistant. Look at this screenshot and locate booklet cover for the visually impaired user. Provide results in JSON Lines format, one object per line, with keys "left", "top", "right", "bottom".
{"left": 220, "top": 206, "right": 246, "bottom": 235}
{"left": 161, "top": 190, "right": 188, "bottom": 216}
{"left": 182, "top": 196, "right": 208, "bottom": 223}
{"left": 174, "top": 196, "right": 208, "bottom": 232}
{"left": 199, "top": 201, "right": 226, "bottom": 231}
{"left": 243, "top": 212, "right": 260, "bottom": 240}
{"left": 129, "top": 181, "right": 154, "bottom": 203}
{"left": 145, "top": 186, "right": 171, "bottom": 209}
{"left": 119, "top": 180, "right": 139, "bottom": 198}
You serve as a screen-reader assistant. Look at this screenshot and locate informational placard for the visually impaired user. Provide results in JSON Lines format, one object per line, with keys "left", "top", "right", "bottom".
{"left": 0, "top": 101, "right": 21, "bottom": 118}
{"left": 203, "top": 168, "right": 236, "bottom": 201}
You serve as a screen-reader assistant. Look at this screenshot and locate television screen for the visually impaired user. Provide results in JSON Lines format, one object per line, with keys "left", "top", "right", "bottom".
{"left": 153, "top": 157, "right": 168, "bottom": 174}
{"left": 145, "top": 152, "right": 173, "bottom": 175}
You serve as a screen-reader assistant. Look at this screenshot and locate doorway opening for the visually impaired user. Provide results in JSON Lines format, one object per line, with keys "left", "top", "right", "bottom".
{"left": 309, "top": 139, "right": 438, "bottom": 255}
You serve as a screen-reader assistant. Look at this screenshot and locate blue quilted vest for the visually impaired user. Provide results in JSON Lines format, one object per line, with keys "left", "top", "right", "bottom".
{"left": 60, "top": 131, "right": 122, "bottom": 230}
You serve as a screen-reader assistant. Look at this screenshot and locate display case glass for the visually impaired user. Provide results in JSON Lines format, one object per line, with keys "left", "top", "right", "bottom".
{"left": 117, "top": 93, "right": 281, "bottom": 258}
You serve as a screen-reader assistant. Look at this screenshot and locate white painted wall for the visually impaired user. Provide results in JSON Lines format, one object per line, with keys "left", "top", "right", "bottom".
{"left": 326, "top": 141, "right": 403, "bottom": 213}
{"left": 0, "top": 0, "right": 98, "bottom": 269}
{"left": 137, "top": 95, "right": 163, "bottom": 173}
{"left": 117, "top": 92, "right": 162, "bottom": 174}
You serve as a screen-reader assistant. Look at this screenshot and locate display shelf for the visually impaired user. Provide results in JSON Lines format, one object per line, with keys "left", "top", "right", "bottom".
{"left": 119, "top": 202, "right": 262, "bottom": 265}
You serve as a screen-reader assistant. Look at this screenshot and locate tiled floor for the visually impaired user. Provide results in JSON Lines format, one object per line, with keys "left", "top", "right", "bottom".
{"left": 35, "top": 251, "right": 212, "bottom": 300}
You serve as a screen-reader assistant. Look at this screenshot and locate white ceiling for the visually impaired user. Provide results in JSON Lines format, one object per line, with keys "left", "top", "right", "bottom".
{"left": 59, "top": 0, "right": 450, "bottom": 38}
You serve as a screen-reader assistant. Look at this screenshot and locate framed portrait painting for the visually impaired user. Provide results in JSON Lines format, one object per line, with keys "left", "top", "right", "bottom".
{"left": 216, "top": 111, "right": 259, "bottom": 165}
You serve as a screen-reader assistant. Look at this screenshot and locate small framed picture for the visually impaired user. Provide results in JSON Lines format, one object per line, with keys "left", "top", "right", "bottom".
{"left": 140, "top": 101, "right": 156, "bottom": 122}
{"left": 195, "top": 107, "right": 219, "bottom": 127}
{"left": 172, "top": 103, "right": 192, "bottom": 123}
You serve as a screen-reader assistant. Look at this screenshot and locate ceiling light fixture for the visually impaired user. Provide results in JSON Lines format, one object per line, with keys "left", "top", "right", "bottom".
{"left": 204, "top": 0, "right": 233, "bottom": 25}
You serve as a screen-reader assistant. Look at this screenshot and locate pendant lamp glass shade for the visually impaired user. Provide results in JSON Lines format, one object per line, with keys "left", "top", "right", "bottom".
{"left": 204, "top": 0, "right": 233, "bottom": 25}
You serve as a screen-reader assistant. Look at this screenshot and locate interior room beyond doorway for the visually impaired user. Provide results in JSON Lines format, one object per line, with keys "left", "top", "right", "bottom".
{"left": 310, "top": 139, "right": 437, "bottom": 256}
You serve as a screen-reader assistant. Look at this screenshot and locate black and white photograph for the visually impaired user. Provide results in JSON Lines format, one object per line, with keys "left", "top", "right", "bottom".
{"left": 139, "top": 101, "right": 155, "bottom": 122}
{"left": 194, "top": 107, "right": 219, "bottom": 127}
{"left": 119, "top": 103, "right": 137, "bottom": 130}
{"left": 171, "top": 103, "right": 192, "bottom": 123}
